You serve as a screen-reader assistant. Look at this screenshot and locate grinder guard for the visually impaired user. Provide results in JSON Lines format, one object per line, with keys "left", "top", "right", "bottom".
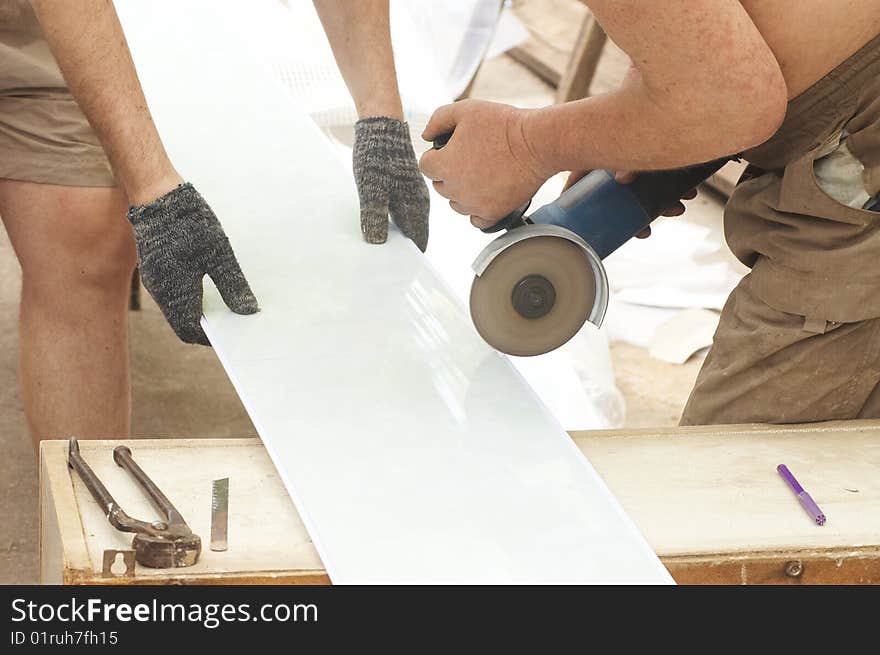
{"left": 472, "top": 224, "right": 610, "bottom": 329}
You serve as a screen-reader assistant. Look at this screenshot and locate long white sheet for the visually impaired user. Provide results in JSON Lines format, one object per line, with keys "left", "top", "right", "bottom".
{"left": 118, "top": 0, "right": 671, "bottom": 584}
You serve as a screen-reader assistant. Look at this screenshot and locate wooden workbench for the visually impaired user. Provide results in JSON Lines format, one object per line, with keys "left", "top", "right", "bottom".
{"left": 40, "top": 420, "right": 880, "bottom": 585}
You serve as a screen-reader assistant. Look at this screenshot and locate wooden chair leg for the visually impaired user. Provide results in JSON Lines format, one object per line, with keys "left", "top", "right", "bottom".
{"left": 555, "top": 16, "right": 606, "bottom": 103}
{"left": 129, "top": 268, "right": 141, "bottom": 311}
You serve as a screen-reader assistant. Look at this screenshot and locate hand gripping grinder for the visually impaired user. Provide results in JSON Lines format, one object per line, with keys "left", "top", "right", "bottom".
{"left": 432, "top": 132, "right": 729, "bottom": 356}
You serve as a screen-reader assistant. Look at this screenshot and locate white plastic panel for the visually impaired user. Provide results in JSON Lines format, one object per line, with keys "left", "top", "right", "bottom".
{"left": 118, "top": 1, "right": 671, "bottom": 584}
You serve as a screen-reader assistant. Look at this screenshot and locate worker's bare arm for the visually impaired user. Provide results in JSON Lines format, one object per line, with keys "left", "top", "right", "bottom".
{"left": 32, "top": 1, "right": 258, "bottom": 344}
{"left": 312, "top": 1, "right": 429, "bottom": 250}
{"left": 31, "top": 0, "right": 182, "bottom": 204}
{"left": 312, "top": 0, "right": 403, "bottom": 119}
{"left": 526, "top": 0, "right": 788, "bottom": 174}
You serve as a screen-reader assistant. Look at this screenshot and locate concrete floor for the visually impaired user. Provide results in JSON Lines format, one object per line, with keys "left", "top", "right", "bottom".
{"left": 0, "top": 1, "right": 722, "bottom": 583}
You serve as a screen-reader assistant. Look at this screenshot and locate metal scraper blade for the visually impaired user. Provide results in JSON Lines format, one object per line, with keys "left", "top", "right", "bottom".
{"left": 211, "top": 477, "right": 229, "bottom": 552}
{"left": 469, "top": 235, "right": 596, "bottom": 357}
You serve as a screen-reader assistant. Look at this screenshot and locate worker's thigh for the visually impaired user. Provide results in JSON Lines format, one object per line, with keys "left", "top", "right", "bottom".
{"left": 680, "top": 274, "right": 880, "bottom": 426}
{"left": 0, "top": 180, "right": 135, "bottom": 303}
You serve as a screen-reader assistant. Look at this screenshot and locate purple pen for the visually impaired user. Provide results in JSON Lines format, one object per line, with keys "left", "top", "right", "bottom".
{"left": 777, "top": 464, "right": 826, "bottom": 526}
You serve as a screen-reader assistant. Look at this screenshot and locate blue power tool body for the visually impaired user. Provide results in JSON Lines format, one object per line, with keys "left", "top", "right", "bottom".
{"left": 432, "top": 132, "right": 728, "bottom": 356}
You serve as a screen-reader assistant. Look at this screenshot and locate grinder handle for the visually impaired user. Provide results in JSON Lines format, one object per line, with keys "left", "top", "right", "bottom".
{"left": 432, "top": 132, "right": 453, "bottom": 149}
{"left": 431, "top": 131, "right": 531, "bottom": 233}
{"left": 532, "top": 157, "right": 734, "bottom": 259}
{"left": 625, "top": 158, "right": 731, "bottom": 218}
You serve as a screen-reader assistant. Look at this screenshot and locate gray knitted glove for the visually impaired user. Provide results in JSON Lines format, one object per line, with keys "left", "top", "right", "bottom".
{"left": 127, "top": 183, "right": 259, "bottom": 345}
{"left": 353, "top": 117, "right": 430, "bottom": 251}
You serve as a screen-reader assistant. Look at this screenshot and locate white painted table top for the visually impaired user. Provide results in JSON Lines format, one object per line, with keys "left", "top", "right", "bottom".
{"left": 576, "top": 422, "right": 880, "bottom": 555}
{"left": 118, "top": 0, "right": 671, "bottom": 583}
{"left": 64, "top": 439, "right": 322, "bottom": 579}
{"left": 54, "top": 424, "right": 880, "bottom": 579}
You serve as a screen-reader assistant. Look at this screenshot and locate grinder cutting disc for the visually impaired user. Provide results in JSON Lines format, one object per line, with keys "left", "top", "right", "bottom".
{"left": 470, "top": 235, "right": 596, "bottom": 356}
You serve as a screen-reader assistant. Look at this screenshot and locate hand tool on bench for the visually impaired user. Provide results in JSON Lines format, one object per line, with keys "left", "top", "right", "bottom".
{"left": 210, "top": 477, "right": 229, "bottom": 552}
{"left": 433, "top": 132, "right": 730, "bottom": 356}
{"left": 67, "top": 438, "right": 201, "bottom": 568}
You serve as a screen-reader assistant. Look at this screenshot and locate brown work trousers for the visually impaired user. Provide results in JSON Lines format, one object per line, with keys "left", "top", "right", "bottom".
{"left": 681, "top": 33, "right": 880, "bottom": 425}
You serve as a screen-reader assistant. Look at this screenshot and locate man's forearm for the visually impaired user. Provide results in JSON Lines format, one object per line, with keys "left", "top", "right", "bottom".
{"left": 524, "top": 75, "right": 779, "bottom": 177}
{"left": 312, "top": 0, "right": 403, "bottom": 119}
{"left": 32, "top": 0, "right": 181, "bottom": 204}
{"left": 525, "top": 0, "right": 788, "bottom": 175}
{"left": 523, "top": 85, "right": 711, "bottom": 176}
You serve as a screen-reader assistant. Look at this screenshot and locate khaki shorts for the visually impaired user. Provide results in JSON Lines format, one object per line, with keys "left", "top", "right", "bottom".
{"left": 0, "top": 0, "right": 114, "bottom": 187}
{"left": 682, "top": 32, "right": 880, "bottom": 425}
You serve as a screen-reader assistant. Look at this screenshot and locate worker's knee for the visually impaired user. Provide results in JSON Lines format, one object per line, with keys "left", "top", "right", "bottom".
{"left": 682, "top": 287, "right": 880, "bottom": 425}
{"left": 17, "top": 186, "right": 136, "bottom": 303}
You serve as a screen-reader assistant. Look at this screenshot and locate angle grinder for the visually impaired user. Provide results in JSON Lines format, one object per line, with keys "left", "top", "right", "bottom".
{"left": 432, "top": 132, "right": 729, "bottom": 356}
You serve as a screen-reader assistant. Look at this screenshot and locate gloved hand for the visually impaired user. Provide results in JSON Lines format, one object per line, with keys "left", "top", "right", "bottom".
{"left": 127, "top": 183, "right": 259, "bottom": 345}
{"left": 353, "top": 117, "right": 430, "bottom": 252}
